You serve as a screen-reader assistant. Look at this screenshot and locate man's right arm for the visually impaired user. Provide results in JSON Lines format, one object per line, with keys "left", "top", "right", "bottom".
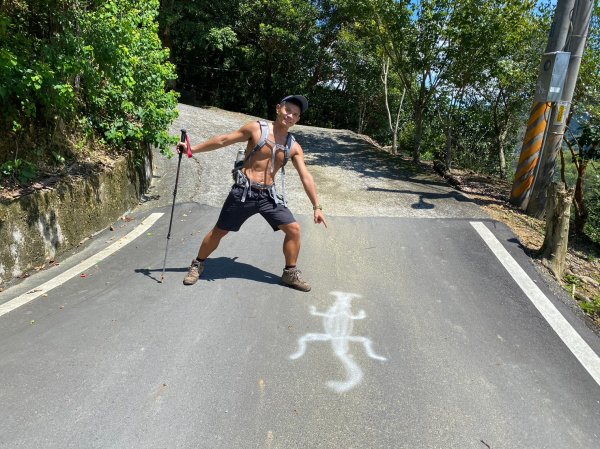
{"left": 179, "top": 122, "right": 256, "bottom": 154}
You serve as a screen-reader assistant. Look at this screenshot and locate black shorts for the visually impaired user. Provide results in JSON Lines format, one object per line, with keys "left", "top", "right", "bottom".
{"left": 216, "top": 185, "right": 296, "bottom": 232}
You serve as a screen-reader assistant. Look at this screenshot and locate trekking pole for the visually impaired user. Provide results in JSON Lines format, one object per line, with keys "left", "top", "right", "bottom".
{"left": 160, "top": 129, "right": 191, "bottom": 283}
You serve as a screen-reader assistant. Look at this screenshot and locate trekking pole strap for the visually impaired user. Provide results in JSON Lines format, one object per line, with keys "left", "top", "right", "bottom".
{"left": 185, "top": 133, "right": 193, "bottom": 158}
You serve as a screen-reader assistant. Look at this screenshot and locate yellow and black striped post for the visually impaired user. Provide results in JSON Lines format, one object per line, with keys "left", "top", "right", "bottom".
{"left": 510, "top": 0, "right": 574, "bottom": 211}
{"left": 509, "top": 102, "right": 551, "bottom": 209}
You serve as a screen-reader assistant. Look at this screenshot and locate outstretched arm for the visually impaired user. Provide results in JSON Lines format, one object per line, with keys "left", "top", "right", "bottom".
{"left": 178, "top": 122, "right": 256, "bottom": 155}
{"left": 292, "top": 145, "right": 328, "bottom": 228}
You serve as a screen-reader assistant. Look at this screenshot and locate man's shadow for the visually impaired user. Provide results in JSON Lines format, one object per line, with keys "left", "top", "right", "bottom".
{"left": 135, "top": 256, "right": 280, "bottom": 285}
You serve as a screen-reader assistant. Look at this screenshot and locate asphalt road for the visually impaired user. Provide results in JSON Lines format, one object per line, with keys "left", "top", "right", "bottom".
{"left": 1, "top": 106, "right": 600, "bottom": 448}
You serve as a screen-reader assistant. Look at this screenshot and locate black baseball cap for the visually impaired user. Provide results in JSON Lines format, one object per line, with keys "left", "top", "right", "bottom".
{"left": 280, "top": 95, "right": 308, "bottom": 113}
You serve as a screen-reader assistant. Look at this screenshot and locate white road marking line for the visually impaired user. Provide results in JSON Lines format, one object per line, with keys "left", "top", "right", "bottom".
{"left": 0, "top": 213, "right": 164, "bottom": 318}
{"left": 471, "top": 221, "right": 600, "bottom": 387}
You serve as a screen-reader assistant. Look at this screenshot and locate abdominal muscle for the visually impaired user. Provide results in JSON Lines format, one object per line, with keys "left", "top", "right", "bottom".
{"left": 242, "top": 144, "right": 288, "bottom": 186}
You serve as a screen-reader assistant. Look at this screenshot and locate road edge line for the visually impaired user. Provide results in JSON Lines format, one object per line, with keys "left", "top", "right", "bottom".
{"left": 470, "top": 221, "right": 600, "bottom": 387}
{"left": 0, "top": 212, "right": 164, "bottom": 318}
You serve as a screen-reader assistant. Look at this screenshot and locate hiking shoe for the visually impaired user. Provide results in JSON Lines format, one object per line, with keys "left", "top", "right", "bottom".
{"left": 183, "top": 259, "right": 205, "bottom": 285}
{"left": 280, "top": 267, "right": 311, "bottom": 292}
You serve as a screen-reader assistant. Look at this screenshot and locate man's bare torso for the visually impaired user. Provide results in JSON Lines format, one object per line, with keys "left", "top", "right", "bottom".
{"left": 241, "top": 122, "right": 296, "bottom": 186}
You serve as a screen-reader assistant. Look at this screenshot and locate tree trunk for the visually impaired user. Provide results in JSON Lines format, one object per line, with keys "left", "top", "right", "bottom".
{"left": 573, "top": 160, "right": 588, "bottom": 235}
{"left": 540, "top": 182, "right": 574, "bottom": 279}
{"left": 492, "top": 88, "right": 508, "bottom": 179}
{"left": 357, "top": 102, "right": 366, "bottom": 135}
{"left": 413, "top": 106, "right": 423, "bottom": 163}
{"left": 159, "top": 0, "right": 174, "bottom": 51}
{"left": 445, "top": 125, "right": 452, "bottom": 170}
{"left": 497, "top": 128, "right": 508, "bottom": 179}
{"left": 382, "top": 56, "right": 399, "bottom": 154}
{"left": 392, "top": 87, "right": 405, "bottom": 155}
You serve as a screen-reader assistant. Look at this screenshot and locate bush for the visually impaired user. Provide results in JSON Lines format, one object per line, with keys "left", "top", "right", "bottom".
{"left": 586, "top": 177, "right": 600, "bottom": 244}
{"left": 1, "top": 159, "right": 37, "bottom": 184}
{"left": 80, "top": 0, "right": 178, "bottom": 152}
{"left": 0, "top": 0, "right": 178, "bottom": 183}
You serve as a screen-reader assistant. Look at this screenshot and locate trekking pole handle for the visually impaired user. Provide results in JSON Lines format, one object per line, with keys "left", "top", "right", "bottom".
{"left": 180, "top": 129, "right": 193, "bottom": 158}
{"left": 179, "top": 129, "right": 186, "bottom": 157}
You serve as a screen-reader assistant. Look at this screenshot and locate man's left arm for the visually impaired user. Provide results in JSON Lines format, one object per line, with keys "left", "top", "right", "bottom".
{"left": 292, "top": 145, "right": 327, "bottom": 228}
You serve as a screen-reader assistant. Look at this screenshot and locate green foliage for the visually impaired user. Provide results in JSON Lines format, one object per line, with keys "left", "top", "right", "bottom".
{"left": 1, "top": 159, "right": 38, "bottom": 184}
{"left": 333, "top": 22, "right": 389, "bottom": 136}
{"left": 0, "top": 2, "right": 79, "bottom": 134}
{"left": 587, "top": 183, "right": 600, "bottom": 243}
{"left": 578, "top": 120, "right": 600, "bottom": 243}
{"left": 331, "top": 0, "right": 546, "bottom": 166}
{"left": 562, "top": 4, "right": 600, "bottom": 243}
{"left": 565, "top": 273, "right": 583, "bottom": 287}
{"left": 206, "top": 27, "right": 238, "bottom": 52}
{"left": 580, "top": 294, "right": 600, "bottom": 316}
{"left": 161, "top": 0, "right": 319, "bottom": 117}
{"left": 80, "top": 0, "right": 178, "bottom": 152}
{"left": 0, "top": 0, "right": 178, "bottom": 181}
{"left": 52, "top": 151, "right": 66, "bottom": 165}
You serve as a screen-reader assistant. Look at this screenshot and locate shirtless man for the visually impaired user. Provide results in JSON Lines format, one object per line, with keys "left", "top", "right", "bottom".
{"left": 178, "top": 95, "right": 327, "bottom": 292}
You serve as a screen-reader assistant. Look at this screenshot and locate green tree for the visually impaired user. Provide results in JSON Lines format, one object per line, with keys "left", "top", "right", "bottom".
{"left": 160, "top": 0, "right": 324, "bottom": 119}
{"left": 0, "top": 0, "right": 178, "bottom": 184}
{"left": 80, "top": 0, "right": 178, "bottom": 150}
{"left": 334, "top": 21, "right": 385, "bottom": 135}
{"left": 338, "top": 0, "right": 548, "bottom": 170}
{"left": 566, "top": 4, "right": 600, "bottom": 239}
{"left": 158, "top": 0, "right": 243, "bottom": 106}
{"left": 455, "top": 0, "right": 546, "bottom": 178}
{"left": 345, "top": 0, "right": 493, "bottom": 162}
{"left": 236, "top": 0, "right": 321, "bottom": 116}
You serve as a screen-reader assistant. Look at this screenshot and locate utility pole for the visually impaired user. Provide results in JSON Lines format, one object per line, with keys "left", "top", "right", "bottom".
{"left": 510, "top": 0, "right": 575, "bottom": 209}
{"left": 525, "top": 0, "right": 595, "bottom": 218}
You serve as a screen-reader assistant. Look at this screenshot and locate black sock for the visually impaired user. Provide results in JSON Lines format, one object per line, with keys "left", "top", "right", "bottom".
{"left": 285, "top": 265, "right": 296, "bottom": 270}
{"left": 196, "top": 258, "right": 206, "bottom": 263}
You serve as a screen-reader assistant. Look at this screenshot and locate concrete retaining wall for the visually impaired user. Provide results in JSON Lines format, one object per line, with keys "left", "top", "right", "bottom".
{"left": 0, "top": 146, "right": 152, "bottom": 286}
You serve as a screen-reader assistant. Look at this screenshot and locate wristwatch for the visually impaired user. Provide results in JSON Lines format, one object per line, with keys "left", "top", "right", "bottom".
{"left": 313, "top": 205, "right": 323, "bottom": 211}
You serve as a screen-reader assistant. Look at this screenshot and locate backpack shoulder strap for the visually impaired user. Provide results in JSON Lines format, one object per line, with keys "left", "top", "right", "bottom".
{"left": 283, "top": 133, "right": 295, "bottom": 167}
{"left": 278, "top": 132, "right": 296, "bottom": 208}
{"left": 251, "top": 120, "right": 269, "bottom": 154}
